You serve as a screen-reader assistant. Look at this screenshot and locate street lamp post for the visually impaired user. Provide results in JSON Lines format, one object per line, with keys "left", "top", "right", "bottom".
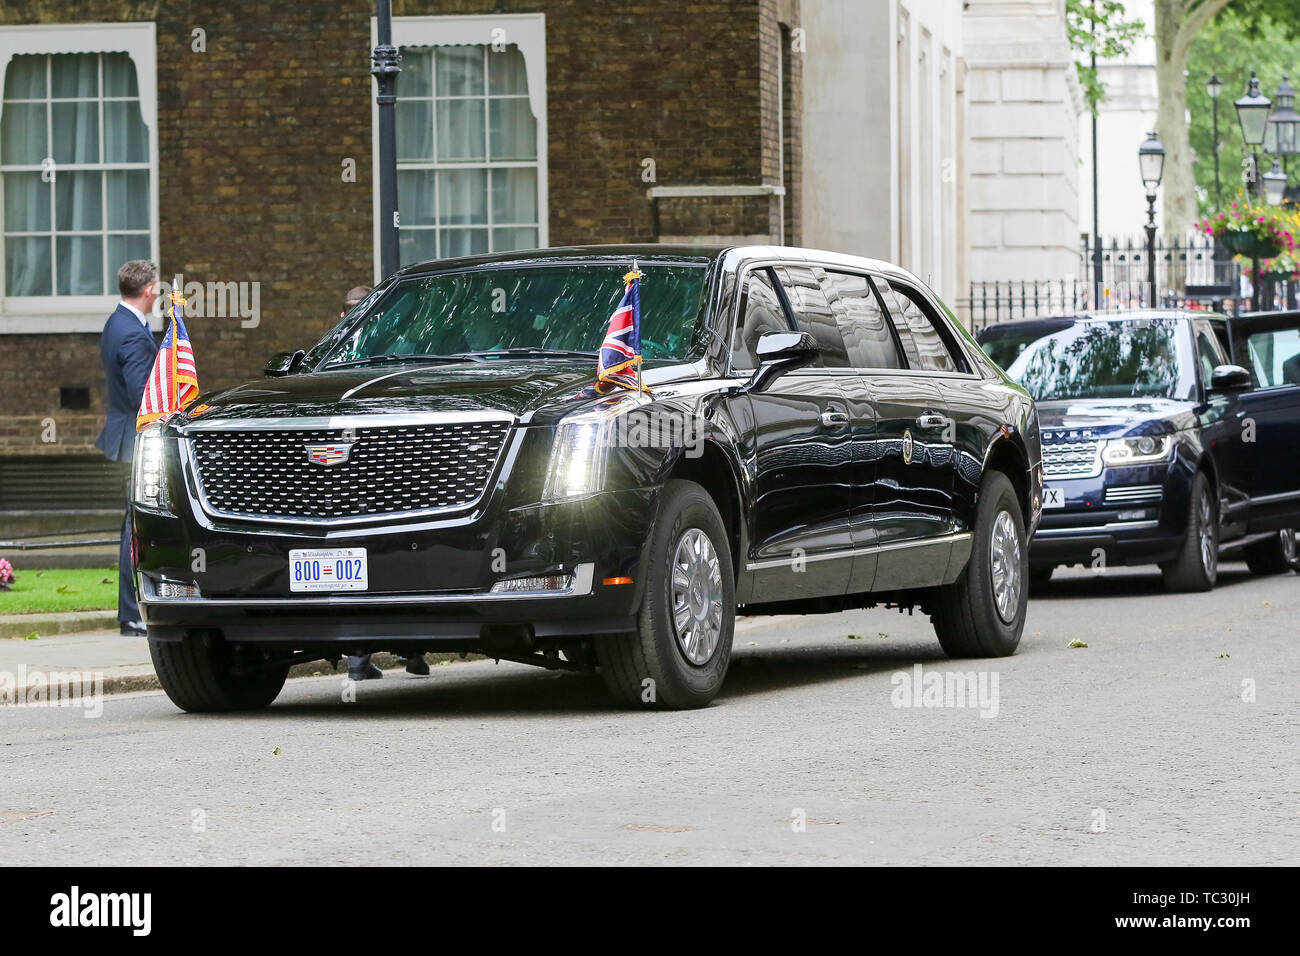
{"left": 1139, "top": 131, "right": 1165, "bottom": 308}
{"left": 1267, "top": 74, "right": 1300, "bottom": 173}
{"left": 371, "top": 0, "right": 402, "bottom": 280}
{"left": 1235, "top": 71, "right": 1272, "bottom": 197}
{"left": 1207, "top": 73, "right": 1223, "bottom": 210}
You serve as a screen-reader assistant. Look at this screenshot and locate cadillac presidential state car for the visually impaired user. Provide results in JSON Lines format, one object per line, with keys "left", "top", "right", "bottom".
{"left": 132, "top": 245, "right": 1042, "bottom": 712}
{"left": 978, "top": 309, "right": 1300, "bottom": 592}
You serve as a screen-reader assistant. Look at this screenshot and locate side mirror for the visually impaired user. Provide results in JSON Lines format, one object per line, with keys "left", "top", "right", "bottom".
{"left": 744, "top": 331, "right": 820, "bottom": 392}
{"left": 1209, "top": 363, "right": 1252, "bottom": 393}
{"left": 264, "top": 350, "right": 305, "bottom": 377}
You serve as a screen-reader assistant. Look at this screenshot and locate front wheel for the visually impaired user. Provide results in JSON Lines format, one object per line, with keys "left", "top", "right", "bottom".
{"left": 595, "top": 480, "right": 735, "bottom": 709}
{"left": 1160, "top": 472, "right": 1218, "bottom": 592}
{"left": 150, "top": 633, "right": 289, "bottom": 712}
{"left": 930, "top": 471, "right": 1027, "bottom": 658}
{"left": 1243, "top": 528, "right": 1297, "bottom": 575}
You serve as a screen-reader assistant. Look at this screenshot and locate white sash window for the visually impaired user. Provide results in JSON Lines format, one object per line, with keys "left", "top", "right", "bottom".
{"left": 0, "top": 23, "right": 159, "bottom": 333}
{"left": 374, "top": 14, "right": 547, "bottom": 277}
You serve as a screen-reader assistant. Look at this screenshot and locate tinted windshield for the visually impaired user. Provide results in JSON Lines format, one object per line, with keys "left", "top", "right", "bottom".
{"left": 312, "top": 263, "right": 710, "bottom": 368}
{"left": 979, "top": 318, "right": 1196, "bottom": 402}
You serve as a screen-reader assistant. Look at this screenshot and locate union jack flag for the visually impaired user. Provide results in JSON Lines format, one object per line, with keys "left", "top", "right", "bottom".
{"left": 137, "top": 288, "right": 199, "bottom": 429}
{"left": 596, "top": 269, "right": 646, "bottom": 393}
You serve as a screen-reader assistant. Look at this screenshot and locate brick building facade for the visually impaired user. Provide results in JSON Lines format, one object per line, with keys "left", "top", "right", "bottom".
{"left": 0, "top": 0, "right": 798, "bottom": 503}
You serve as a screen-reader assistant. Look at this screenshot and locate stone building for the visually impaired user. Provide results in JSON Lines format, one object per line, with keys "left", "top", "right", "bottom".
{"left": 800, "top": 0, "right": 1082, "bottom": 310}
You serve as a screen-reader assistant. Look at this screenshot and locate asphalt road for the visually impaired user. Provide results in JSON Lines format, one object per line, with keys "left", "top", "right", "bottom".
{"left": 2, "top": 561, "right": 1296, "bottom": 865}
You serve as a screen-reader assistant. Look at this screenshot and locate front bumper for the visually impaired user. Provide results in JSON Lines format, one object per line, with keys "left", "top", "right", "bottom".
{"left": 1030, "top": 458, "right": 1191, "bottom": 568}
{"left": 135, "top": 478, "right": 658, "bottom": 647}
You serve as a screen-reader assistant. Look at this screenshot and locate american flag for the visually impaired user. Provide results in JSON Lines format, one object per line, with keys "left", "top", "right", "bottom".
{"left": 596, "top": 268, "right": 645, "bottom": 393}
{"left": 137, "top": 290, "right": 199, "bottom": 429}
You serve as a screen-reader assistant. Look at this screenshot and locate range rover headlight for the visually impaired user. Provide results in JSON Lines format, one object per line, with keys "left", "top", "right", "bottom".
{"left": 542, "top": 393, "right": 649, "bottom": 501}
{"left": 131, "top": 422, "right": 170, "bottom": 511}
{"left": 1102, "top": 435, "right": 1172, "bottom": 467}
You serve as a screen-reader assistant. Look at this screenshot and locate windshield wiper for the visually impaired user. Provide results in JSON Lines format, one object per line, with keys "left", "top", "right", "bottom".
{"left": 323, "top": 353, "right": 484, "bottom": 370}
{"left": 451, "top": 348, "right": 596, "bottom": 360}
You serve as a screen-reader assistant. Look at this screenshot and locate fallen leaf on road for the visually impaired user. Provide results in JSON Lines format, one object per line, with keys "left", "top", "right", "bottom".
{"left": 847, "top": 634, "right": 863, "bottom": 640}
{"left": 1067, "top": 639, "right": 1088, "bottom": 648}
{"left": 24, "top": 632, "right": 38, "bottom": 641}
{"left": 878, "top": 632, "right": 888, "bottom": 639}
{"left": 272, "top": 747, "right": 281, "bottom": 756}
{"left": 1218, "top": 653, "right": 1230, "bottom": 659}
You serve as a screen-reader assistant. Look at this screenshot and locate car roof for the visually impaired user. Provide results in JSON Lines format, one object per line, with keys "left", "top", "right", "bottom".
{"left": 393, "top": 243, "right": 923, "bottom": 284}
{"left": 976, "top": 309, "right": 1208, "bottom": 339}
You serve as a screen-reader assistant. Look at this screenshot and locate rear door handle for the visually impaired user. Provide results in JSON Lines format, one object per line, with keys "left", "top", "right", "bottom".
{"left": 915, "top": 413, "right": 947, "bottom": 430}
{"left": 820, "top": 410, "right": 850, "bottom": 427}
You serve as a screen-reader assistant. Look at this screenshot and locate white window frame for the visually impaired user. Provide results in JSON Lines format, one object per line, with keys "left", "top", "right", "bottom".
{"left": 0, "top": 22, "right": 160, "bottom": 334}
{"left": 370, "top": 13, "right": 547, "bottom": 283}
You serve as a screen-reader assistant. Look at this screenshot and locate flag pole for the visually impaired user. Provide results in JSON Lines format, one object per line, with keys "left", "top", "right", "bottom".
{"left": 170, "top": 273, "right": 182, "bottom": 408}
{"left": 632, "top": 259, "right": 643, "bottom": 393}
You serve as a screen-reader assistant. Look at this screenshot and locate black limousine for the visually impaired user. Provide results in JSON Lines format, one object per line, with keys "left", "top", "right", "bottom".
{"left": 133, "top": 245, "right": 1042, "bottom": 711}
{"left": 979, "top": 309, "right": 1300, "bottom": 591}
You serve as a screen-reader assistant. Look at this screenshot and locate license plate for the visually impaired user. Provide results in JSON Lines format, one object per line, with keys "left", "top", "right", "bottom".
{"left": 289, "top": 548, "right": 368, "bottom": 592}
{"left": 1043, "top": 486, "right": 1065, "bottom": 509}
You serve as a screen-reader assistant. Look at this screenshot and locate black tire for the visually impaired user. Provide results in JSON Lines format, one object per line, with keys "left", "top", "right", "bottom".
{"left": 150, "top": 632, "right": 289, "bottom": 712}
{"left": 1029, "top": 565, "right": 1054, "bottom": 593}
{"left": 595, "top": 479, "right": 735, "bottom": 709}
{"left": 1243, "top": 528, "right": 1297, "bottom": 575}
{"left": 931, "top": 471, "right": 1027, "bottom": 658}
{"left": 1160, "top": 472, "right": 1218, "bottom": 592}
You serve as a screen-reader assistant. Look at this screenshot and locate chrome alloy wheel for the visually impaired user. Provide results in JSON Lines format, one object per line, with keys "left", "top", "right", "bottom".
{"left": 670, "top": 527, "right": 724, "bottom": 665}
{"left": 1198, "top": 488, "right": 1217, "bottom": 578}
{"left": 989, "top": 509, "right": 1023, "bottom": 624}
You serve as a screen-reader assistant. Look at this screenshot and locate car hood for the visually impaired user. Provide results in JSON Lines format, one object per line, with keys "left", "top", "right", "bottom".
{"left": 174, "top": 359, "right": 696, "bottom": 429}
{"left": 1034, "top": 397, "right": 1196, "bottom": 439}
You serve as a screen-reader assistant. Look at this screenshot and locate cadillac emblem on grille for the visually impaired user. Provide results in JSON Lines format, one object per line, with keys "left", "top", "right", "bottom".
{"left": 305, "top": 441, "right": 354, "bottom": 466}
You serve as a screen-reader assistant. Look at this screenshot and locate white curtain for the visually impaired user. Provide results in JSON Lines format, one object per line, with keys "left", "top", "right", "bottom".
{"left": 2, "top": 52, "right": 150, "bottom": 296}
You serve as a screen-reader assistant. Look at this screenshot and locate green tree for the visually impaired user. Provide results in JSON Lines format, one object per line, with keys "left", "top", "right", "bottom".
{"left": 1151, "top": 0, "right": 1236, "bottom": 239}
{"left": 1187, "top": 13, "right": 1300, "bottom": 216}
{"left": 1066, "top": 0, "right": 1147, "bottom": 112}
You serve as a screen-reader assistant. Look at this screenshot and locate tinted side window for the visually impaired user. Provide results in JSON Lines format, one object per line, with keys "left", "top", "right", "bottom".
{"left": 730, "top": 268, "right": 791, "bottom": 372}
{"left": 820, "top": 270, "right": 902, "bottom": 369}
{"left": 879, "top": 279, "right": 966, "bottom": 373}
{"left": 774, "top": 264, "right": 849, "bottom": 368}
{"left": 1246, "top": 326, "right": 1300, "bottom": 387}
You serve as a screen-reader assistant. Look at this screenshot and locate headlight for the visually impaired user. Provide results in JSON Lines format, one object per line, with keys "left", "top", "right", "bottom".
{"left": 542, "top": 393, "right": 649, "bottom": 501}
{"left": 1102, "top": 435, "right": 1173, "bottom": 467}
{"left": 131, "top": 423, "right": 170, "bottom": 510}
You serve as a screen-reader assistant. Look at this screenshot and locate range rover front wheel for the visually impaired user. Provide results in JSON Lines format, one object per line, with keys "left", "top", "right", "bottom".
{"left": 1160, "top": 472, "right": 1218, "bottom": 592}
{"left": 150, "top": 633, "right": 289, "bottom": 712}
{"left": 930, "top": 470, "right": 1027, "bottom": 658}
{"left": 595, "top": 480, "right": 735, "bottom": 709}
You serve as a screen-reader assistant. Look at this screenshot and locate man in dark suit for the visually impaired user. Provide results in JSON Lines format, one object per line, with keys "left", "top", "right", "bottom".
{"left": 95, "top": 260, "right": 160, "bottom": 636}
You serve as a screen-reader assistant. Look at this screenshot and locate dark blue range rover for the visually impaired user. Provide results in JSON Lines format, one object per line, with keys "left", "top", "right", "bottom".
{"left": 978, "top": 310, "right": 1300, "bottom": 591}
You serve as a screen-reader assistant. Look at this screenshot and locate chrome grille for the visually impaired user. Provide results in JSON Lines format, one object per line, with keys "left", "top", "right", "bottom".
{"left": 1042, "top": 439, "right": 1102, "bottom": 479}
{"left": 188, "top": 421, "right": 510, "bottom": 522}
{"left": 1105, "top": 484, "right": 1162, "bottom": 504}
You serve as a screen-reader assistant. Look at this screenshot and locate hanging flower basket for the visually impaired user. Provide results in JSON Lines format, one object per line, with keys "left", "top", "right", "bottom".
{"left": 1220, "top": 230, "right": 1282, "bottom": 259}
